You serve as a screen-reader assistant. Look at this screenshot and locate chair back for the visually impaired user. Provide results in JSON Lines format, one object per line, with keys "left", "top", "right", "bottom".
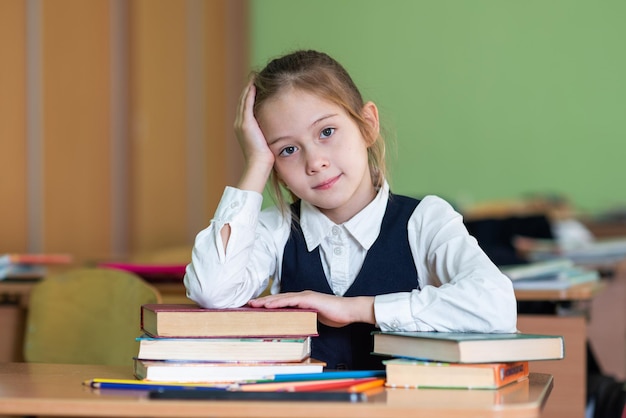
{"left": 24, "top": 267, "right": 161, "bottom": 367}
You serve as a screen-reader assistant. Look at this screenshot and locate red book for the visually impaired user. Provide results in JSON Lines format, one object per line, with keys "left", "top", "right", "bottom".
{"left": 141, "top": 303, "right": 318, "bottom": 338}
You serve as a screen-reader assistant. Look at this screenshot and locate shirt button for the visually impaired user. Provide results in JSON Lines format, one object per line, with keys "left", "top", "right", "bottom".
{"left": 333, "top": 247, "right": 343, "bottom": 256}
{"left": 332, "top": 226, "right": 340, "bottom": 235}
{"left": 230, "top": 201, "right": 239, "bottom": 209}
{"left": 391, "top": 320, "right": 400, "bottom": 330}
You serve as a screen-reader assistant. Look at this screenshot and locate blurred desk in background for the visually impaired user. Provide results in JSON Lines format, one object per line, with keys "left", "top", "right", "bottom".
{"left": 515, "top": 280, "right": 606, "bottom": 418}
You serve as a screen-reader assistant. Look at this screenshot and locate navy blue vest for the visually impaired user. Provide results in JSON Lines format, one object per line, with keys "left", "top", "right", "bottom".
{"left": 281, "top": 194, "right": 421, "bottom": 370}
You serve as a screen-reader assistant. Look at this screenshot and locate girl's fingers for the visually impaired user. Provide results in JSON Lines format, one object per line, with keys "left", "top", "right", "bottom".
{"left": 235, "top": 80, "right": 254, "bottom": 128}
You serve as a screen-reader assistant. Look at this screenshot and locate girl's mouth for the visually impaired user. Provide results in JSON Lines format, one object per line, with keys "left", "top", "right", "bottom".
{"left": 313, "top": 174, "right": 341, "bottom": 190}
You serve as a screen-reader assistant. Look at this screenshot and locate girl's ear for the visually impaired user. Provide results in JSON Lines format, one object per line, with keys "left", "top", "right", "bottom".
{"left": 362, "top": 101, "right": 380, "bottom": 145}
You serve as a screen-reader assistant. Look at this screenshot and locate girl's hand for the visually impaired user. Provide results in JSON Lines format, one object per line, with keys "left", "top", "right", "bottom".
{"left": 234, "top": 78, "right": 275, "bottom": 193}
{"left": 248, "top": 291, "right": 376, "bottom": 328}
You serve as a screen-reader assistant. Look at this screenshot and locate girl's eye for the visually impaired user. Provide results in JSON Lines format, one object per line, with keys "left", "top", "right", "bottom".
{"left": 320, "top": 128, "right": 334, "bottom": 138}
{"left": 279, "top": 146, "right": 298, "bottom": 157}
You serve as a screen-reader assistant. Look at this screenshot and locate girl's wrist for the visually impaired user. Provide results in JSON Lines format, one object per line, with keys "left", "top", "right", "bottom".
{"left": 238, "top": 161, "right": 273, "bottom": 194}
{"left": 352, "top": 296, "right": 376, "bottom": 325}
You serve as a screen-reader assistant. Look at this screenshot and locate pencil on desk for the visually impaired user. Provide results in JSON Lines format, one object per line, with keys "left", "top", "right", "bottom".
{"left": 347, "top": 378, "right": 385, "bottom": 393}
{"left": 289, "top": 377, "right": 379, "bottom": 392}
{"left": 271, "top": 370, "right": 385, "bottom": 382}
{"left": 239, "top": 377, "right": 378, "bottom": 392}
{"left": 83, "top": 378, "right": 229, "bottom": 391}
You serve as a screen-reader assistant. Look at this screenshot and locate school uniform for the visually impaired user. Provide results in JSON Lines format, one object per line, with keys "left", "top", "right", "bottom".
{"left": 185, "top": 181, "right": 517, "bottom": 368}
{"left": 281, "top": 195, "right": 420, "bottom": 369}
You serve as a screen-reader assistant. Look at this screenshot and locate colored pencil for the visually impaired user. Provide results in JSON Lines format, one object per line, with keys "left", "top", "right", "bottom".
{"left": 239, "top": 377, "right": 378, "bottom": 392}
{"left": 347, "top": 378, "right": 386, "bottom": 393}
{"left": 271, "top": 370, "right": 385, "bottom": 382}
{"left": 83, "top": 379, "right": 229, "bottom": 391}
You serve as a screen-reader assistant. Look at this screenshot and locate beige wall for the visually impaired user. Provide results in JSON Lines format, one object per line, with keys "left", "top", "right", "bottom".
{"left": 0, "top": 0, "right": 28, "bottom": 252}
{"left": 0, "top": 0, "right": 247, "bottom": 262}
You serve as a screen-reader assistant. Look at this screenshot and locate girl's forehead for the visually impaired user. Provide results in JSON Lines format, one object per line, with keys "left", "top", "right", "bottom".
{"left": 260, "top": 87, "right": 342, "bottom": 116}
{"left": 272, "top": 86, "right": 328, "bottom": 103}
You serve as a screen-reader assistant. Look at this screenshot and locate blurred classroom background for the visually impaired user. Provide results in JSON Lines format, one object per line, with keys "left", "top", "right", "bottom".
{"left": 1, "top": 0, "right": 625, "bottom": 262}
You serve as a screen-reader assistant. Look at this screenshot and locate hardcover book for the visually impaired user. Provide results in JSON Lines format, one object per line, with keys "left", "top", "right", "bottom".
{"left": 133, "top": 358, "right": 326, "bottom": 383}
{"left": 384, "top": 358, "right": 529, "bottom": 389}
{"left": 372, "top": 331, "right": 564, "bottom": 363}
{"left": 136, "top": 334, "right": 311, "bottom": 362}
{"left": 141, "top": 304, "right": 318, "bottom": 338}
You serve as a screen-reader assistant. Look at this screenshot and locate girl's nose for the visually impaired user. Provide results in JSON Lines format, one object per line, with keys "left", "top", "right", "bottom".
{"left": 305, "top": 149, "right": 329, "bottom": 175}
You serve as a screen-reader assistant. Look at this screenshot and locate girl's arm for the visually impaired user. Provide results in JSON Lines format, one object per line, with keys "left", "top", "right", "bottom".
{"left": 374, "top": 195, "right": 518, "bottom": 333}
{"left": 219, "top": 79, "right": 275, "bottom": 249}
{"left": 249, "top": 196, "right": 516, "bottom": 333}
{"left": 249, "top": 291, "right": 376, "bottom": 328}
{"left": 184, "top": 80, "right": 279, "bottom": 308}
{"left": 184, "top": 188, "right": 279, "bottom": 308}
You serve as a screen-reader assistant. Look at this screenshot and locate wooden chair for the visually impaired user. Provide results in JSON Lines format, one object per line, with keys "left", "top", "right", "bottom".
{"left": 23, "top": 267, "right": 161, "bottom": 367}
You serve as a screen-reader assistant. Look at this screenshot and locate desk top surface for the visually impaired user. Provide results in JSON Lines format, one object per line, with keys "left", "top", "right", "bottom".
{"left": 0, "top": 362, "right": 552, "bottom": 418}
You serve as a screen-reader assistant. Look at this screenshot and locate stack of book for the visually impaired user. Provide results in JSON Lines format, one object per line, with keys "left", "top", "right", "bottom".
{"left": 0, "top": 253, "right": 73, "bottom": 280}
{"left": 372, "top": 331, "right": 564, "bottom": 390}
{"left": 499, "top": 259, "right": 600, "bottom": 290}
{"left": 526, "top": 237, "right": 626, "bottom": 269}
{"left": 134, "top": 303, "right": 323, "bottom": 383}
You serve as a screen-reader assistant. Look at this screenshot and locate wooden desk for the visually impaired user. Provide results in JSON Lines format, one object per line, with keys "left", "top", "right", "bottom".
{"left": 0, "top": 363, "right": 552, "bottom": 418}
{"left": 515, "top": 281, "right": 606, "bottom": 418}
{"left": 587, "top": 272, "right": 626, "bottom": 381}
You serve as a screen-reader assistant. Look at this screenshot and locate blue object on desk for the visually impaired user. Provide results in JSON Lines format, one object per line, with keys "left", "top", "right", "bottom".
{"left": 91, "top": 382, "right": 226, "bottom": 391}
{"left": 272, "top": 370, "right": 385, "bottom": 382}
{"left": 148, "top": 389, "right": 367, "bottom": 402}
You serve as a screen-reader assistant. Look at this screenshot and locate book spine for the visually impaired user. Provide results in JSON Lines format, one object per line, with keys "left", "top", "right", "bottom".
{"left": 495, "top": 361, "right": 529, "bottom": 387}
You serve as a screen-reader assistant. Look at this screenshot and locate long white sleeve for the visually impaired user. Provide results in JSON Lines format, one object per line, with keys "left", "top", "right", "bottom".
{"left": 185, "top": 187, "right": 517, "bottom": 333}
{"left": 184, "top": 187, "right": 287, "bottom": 308}
{"left": 374, "top": 196, "right": 518, "bottom": 333}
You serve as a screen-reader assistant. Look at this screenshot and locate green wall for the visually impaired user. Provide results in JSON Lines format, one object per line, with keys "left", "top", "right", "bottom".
{"left": 250, "top": 0, "right": 625, "bottom": 215}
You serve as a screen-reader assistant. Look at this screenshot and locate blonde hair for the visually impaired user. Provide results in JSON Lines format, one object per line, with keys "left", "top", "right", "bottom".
{"left": 253, "top": 50, "right": 388, "bottom": 215}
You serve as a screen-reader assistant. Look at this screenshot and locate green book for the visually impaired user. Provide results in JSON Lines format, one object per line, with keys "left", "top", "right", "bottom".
{"left": 372, "top": 331, "right": 564, "bottom": 363}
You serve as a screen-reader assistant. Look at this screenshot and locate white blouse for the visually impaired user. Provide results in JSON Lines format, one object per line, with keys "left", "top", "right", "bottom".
{"left": 184, "top": 181, "right": 517, "bottom": 333}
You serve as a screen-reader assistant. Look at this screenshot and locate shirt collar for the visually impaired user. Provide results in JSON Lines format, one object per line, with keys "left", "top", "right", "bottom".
{"left": 299, "top": 181, "right": 390, "bottom": 252}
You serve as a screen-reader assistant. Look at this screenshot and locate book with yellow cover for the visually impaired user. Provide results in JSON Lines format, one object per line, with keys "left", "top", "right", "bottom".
{"left": 384, "top": 359, "right": 529, "bottom": 389}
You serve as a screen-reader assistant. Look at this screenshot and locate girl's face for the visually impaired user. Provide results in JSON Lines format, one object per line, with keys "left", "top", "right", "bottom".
{"left": 257, "top": 88, "right": 379, "bottom": 224}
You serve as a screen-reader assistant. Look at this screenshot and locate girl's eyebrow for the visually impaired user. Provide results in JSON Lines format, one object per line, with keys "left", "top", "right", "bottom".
{"left": 311, "top": 113, "right": 338, "bottom": 127}
{"left": 268, "top": 113, "right": 339, "bottom": 145}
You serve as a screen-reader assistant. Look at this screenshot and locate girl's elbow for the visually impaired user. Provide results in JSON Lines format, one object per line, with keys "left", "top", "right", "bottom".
{"left": 492, "top": 308, "right": 518, "bottom": 333}
{"left": 489, "top": 295, "right": 518, "bottom": 333}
